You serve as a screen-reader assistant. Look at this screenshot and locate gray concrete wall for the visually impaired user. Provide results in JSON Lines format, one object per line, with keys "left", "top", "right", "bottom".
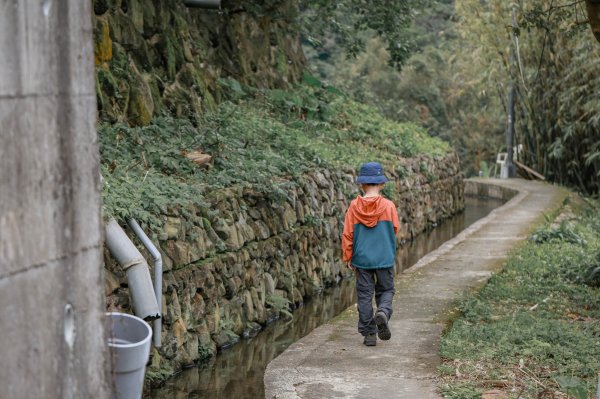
{"left": 465, "top": 178, "right": 519, "bottom": 201}
{"left": 0, "top": 1, "right": 109, "bottom": 397}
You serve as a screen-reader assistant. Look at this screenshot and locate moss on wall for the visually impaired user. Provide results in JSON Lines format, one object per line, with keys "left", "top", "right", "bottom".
{"left": 93, "top": 0, "right": 306, "bottom": 125}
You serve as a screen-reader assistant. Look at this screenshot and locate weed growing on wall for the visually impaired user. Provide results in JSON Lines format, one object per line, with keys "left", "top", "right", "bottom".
{"left": 439, "top": 198, "right": 600, "bottom": 398}
{"left": 100, "top": 79, "right": 450, "bottom": 231}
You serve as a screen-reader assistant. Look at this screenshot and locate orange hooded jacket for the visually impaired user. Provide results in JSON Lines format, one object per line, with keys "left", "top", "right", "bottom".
{"left": 342, "top": 196, "right": 399, "bottom": 269}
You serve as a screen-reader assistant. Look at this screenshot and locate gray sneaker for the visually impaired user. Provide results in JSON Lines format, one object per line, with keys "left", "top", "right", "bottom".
{"left": 375, "top": 311, "right": 391, "bottom": 340}
{"left": 363, "top": 332, "right": 377, "bottom": 346}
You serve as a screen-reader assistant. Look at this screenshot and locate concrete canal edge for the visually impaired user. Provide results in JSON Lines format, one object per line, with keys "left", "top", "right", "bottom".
{"left": 263, "top": 178, "right": 569, "bottom": 399}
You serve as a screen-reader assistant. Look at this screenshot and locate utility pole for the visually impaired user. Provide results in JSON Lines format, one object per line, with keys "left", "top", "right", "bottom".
{"left": 502, "top": 4, "right": 518, "bottom": 179}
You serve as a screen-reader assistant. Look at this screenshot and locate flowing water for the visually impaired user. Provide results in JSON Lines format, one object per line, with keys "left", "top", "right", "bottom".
{"left": 146, "top": 195, "right": 504, "bottom": 399}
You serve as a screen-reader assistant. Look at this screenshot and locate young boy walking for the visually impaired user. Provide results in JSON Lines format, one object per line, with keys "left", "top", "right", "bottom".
{"left": 342, "top": 162, "right": 399, "bottom": 346}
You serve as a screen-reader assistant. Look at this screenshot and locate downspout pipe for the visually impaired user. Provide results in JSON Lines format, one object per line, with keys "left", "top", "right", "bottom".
{"left": 127, "top": 219, "right": 162, "bottom": 348}
{"left": 105, "top": 219, "right": 160, "bottom": 321}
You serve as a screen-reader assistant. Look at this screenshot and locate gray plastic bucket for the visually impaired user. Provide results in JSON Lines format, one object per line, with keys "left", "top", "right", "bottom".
{"left": 106, "top": 312, "right": 152, "bottom": 399}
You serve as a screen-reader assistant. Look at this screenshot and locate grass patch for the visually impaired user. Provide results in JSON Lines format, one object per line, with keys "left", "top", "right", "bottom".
{"left": 439, "top": 198, "right": 600, "bottom": 398}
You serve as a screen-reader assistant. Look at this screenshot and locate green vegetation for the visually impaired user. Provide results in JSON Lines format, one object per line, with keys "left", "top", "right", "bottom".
{"left": 439, "top": 197, "right": 600, "bottom": 398}
{"left": 299, "top": 0, "right": 429, "bottom": 69}
{"left": 145, "top": 357, "right": 174, "bottom": 386}
{"left": 305, "top": 0, "right": 505, "bottom": 177}
{"left": 454, "top": 0, "right": 600, "bottom": 194}
{"left": 306, "top": 0, "right": 600, "bottom": 193}
{"left": 100, "top": 78, "right": 449, "bottom": 230}
{"left": 265, "top": 294, "right": 293, "bottom": 320}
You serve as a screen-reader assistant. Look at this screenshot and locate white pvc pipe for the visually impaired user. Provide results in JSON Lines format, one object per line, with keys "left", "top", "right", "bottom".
{"left": 105, "top": 219, "right": 160, "bottom": 321}
{"left": 127, "top": 219, "right": 162, "bottom": 348}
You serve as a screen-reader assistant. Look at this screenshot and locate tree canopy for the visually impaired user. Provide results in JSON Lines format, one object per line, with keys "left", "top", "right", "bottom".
{"left": 299, "top": 0, "right": 430, "bottom": 69}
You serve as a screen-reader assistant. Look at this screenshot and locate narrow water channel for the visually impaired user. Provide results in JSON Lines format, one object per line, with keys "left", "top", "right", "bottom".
{"left": 146, "top": 195, "right": 503, "bottom": 399}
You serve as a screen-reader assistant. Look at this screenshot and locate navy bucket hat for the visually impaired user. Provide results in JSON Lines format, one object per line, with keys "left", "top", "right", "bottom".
{"left": 356, "top": 162, "right": 388, "bottom": 184}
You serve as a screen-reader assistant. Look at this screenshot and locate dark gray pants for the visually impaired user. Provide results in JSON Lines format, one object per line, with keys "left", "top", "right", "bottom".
{"left": 355, "top": 267, "right": 395, "bottom": 336}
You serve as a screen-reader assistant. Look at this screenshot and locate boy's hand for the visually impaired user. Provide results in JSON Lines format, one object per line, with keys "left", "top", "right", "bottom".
{"left": 347, "top": 261, "right": 355, "bottom": 271}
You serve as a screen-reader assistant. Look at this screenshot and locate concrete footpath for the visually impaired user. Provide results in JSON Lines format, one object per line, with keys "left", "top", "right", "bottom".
{"left": 264, "top": 179, "right": 568, "bottom": 399}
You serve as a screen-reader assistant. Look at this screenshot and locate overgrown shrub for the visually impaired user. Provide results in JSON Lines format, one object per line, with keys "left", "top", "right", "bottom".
{"left": 439, "top": 198, "right": 600, "bottom": 398}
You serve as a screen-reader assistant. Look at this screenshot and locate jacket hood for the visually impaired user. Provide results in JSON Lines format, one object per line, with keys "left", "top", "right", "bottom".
{"left": 352, "top": 196, "right": 387, "bottom": 228}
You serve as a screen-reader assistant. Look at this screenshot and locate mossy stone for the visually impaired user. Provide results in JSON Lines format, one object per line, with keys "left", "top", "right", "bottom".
{"left": 147, "top": 75, "right": 163, "bottom": 115}
{"left": 127, "top": 66, "right": 155, "bottom": 126}
{"left": 155, "top": 33, "right": 179, "bottom": 80}
{"left": 274, "top": 48, "right": 289, "bottom": 76}
{"left": 163, "top": 81, "right": 202, "bottom": 121}
{"left": 129, "top": 38, "right": 154, "bottom": 71}
{"left": 141, "top": 2, "right": 157, "bottom": 37}
{"left": 111, "top": 11, "right": 143, "bottom": 49}
{"left": 93, "top": 0, "right": 109, "bottom": 15}
{"left": 97, "top": 66, "right": 130, "bottom": 121}
{"left": 152, "top": 1, "right": 172, "bottom": 31}
{"left": 128, "top": 0, "right": 144, "bottom": 33}
{"left": 94, "top": 19, "right": 113, "bottom": 65}
{"left": 109, "top": 42, "right": 129, "bottom": 73}
{"left": 95, "top": 73, "right": 106, "bottom": 116}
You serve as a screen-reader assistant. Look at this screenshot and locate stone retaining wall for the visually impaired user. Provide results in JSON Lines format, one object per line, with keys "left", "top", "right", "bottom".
{"left": 93, "top": 0, "right": 307, "bottom": 125}
{"left": 104, "top": 154, "right": 464, "bottom": 382}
